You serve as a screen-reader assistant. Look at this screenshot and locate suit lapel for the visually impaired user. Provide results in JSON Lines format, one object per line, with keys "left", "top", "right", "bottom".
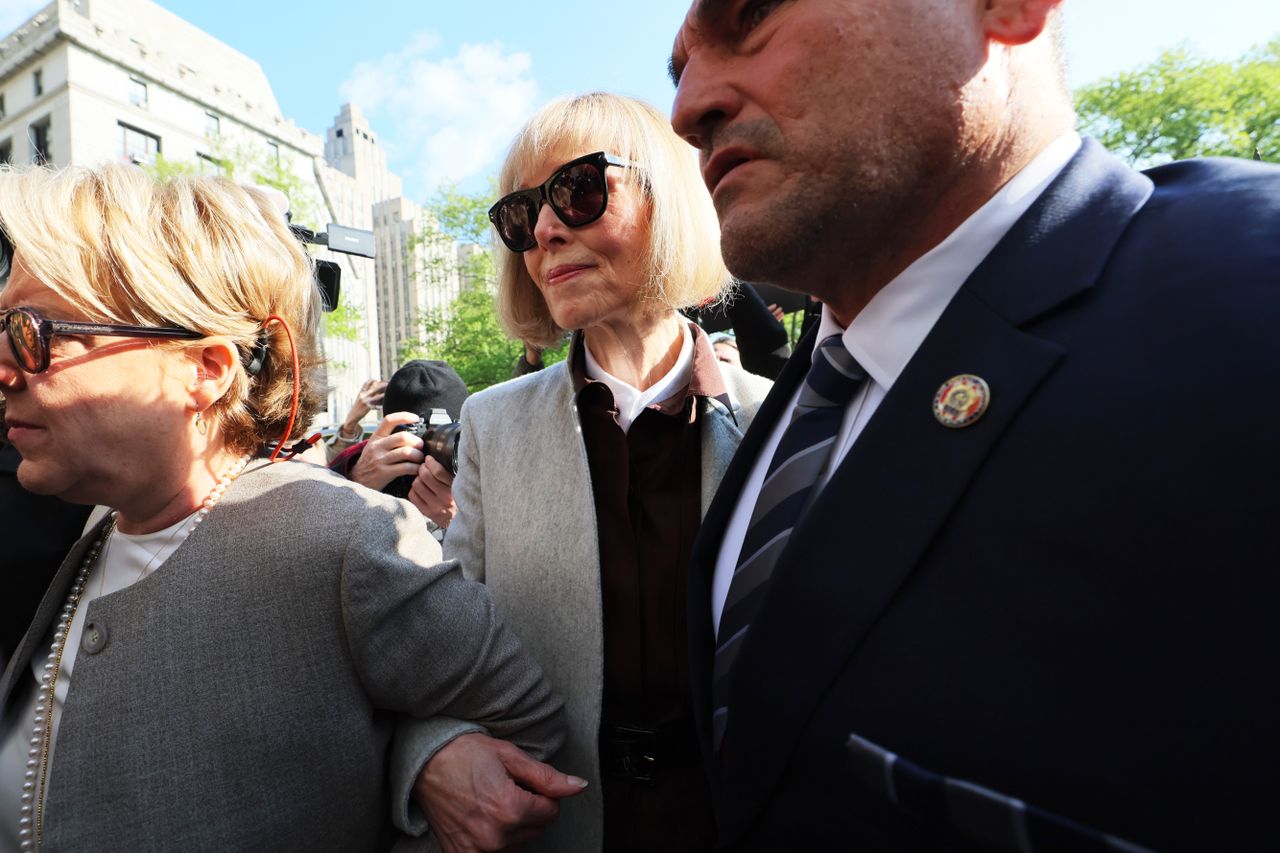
{"left": 716, "top": 141, "right": 1155, "bottom": 837}
{"left": 1, "top": 515, "right": 112, "bottom": 709}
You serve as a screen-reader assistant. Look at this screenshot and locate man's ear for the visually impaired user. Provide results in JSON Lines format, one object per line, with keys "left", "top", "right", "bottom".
{"left": 189, "top": 338, "right": 239, "bottom": 411}
{"left": 981, "top": 0, "right": 1061, "bottom": 46}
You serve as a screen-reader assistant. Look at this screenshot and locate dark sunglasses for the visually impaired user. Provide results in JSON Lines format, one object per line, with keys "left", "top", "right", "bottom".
{"left": 1, "top": 305, "right": 203, "bottom": 374}
{"left": 488, "top": 151, "right": 637, "bottom": 252}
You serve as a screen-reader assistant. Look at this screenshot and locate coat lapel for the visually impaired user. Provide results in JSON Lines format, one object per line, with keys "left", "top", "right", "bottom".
{"left": 1, "top": 515, "right": 112, "bottom": 709}
{"left": 715, "top": 140, "right": 1155, "bottom": 838}
{"left": 699, "top": 400, "right": 743, "bottom": 518}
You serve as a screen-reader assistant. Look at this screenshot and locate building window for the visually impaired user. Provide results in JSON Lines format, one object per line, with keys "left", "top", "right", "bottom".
{"left": 0, "top": 94, "right": 6, "bottom": 119}
{"left": 32, "top": 69, "right": 43, "bottom": 97}
{"left": 204, "top": 111, "right": 220, "bottom": 139}
{"left": 0, "top": 139, "right": 11, "bottom": 164}
{"left": 197, "top": 153, "right": 227, "bottom": 177}
{"left": 29, "top": 117, "right": 50, "bottom": 164}
{"left": 119, "top": 122, "right": 159, "bottom": 165}
{"left": 266, "top": 140, "right": 279, "bottom": 165}
{"left": 335, "top": 128, "right": 343, "bottom": 138}
{"left": 128, "top": 76, "right": 148, "bottom": 109}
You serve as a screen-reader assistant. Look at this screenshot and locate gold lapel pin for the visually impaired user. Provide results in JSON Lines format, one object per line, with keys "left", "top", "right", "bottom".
{"left": 933, "top": 375, "right": 990, "bottom": 428}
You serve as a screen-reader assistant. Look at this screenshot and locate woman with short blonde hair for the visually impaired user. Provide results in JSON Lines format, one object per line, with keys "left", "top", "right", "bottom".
{"left": 0, "top": 163, "right": 563, "bottom": 851}
{"left": 410, "top": 93, "right": 773, "bottom": 850}
{"left": 0, "top": 164, "right": 325, "bottom": 457}
{"left": 495, "top": 91, "right": 729, "bottom": 348}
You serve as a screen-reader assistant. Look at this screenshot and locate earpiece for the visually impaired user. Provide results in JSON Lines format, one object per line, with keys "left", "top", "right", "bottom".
{"left": 245, "top": 332, "right": 269, "bottom": 378}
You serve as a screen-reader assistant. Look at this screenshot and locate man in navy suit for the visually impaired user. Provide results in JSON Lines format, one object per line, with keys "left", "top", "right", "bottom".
{"left": 670, "top": 0, "right": 1280, "bottom": 849}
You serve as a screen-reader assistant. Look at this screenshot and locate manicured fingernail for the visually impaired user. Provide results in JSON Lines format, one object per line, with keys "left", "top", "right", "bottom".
{"left": 569, "top": 776, "right": 588, "bottom": 787}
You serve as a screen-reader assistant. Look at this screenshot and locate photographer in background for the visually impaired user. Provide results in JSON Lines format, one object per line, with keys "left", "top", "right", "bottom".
{"left": 329, "top": 359, "right": 468, "bottom": 534}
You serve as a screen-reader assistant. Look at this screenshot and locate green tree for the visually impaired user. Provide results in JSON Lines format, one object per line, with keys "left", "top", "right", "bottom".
{"left": 399, "top": 180, "right": 579, "bottom": 390}
{"left": 1075, "top": 37, "right": 1280, "bottom": 166}
{"left": 398, "top": 181, "right": 533, "bottom": 391}
{"left": 399, "top": 286, "right": 520, "bottom": 391}
{"left": 432, "top": 178, "right": 499, "bottom": 244}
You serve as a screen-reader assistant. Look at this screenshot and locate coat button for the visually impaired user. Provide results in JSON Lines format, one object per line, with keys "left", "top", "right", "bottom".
{"left": 81, "top": 622, "right": 107, "bottom": 654}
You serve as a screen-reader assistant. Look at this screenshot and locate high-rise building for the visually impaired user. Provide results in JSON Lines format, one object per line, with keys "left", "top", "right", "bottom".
{"left": 372, "top": 197, "right": 469, "bottom": 379}
{"left": 0, "top": 0, "right": 460, "bottom": 426}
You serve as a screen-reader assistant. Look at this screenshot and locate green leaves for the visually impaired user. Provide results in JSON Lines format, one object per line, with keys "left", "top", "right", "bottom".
{"left": 430, "top": 177, "right": 500, "bottom": 245}
{"left": 399, "top": 181, "right": 518, "bottom": 391}
{"left": 1075, "top": 37, "right": 1280, "bottom": 166}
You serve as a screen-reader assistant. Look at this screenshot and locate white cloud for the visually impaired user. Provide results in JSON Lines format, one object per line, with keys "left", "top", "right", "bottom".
{"left": 340, "top": 31, "right": 538, "bottom": 199}
{"left": 0, "top": 0, "right": 49, "bottom": 36}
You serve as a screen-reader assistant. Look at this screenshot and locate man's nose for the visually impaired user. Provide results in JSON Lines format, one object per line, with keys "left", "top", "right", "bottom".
{"left": 671, "top": 52, "right": 739, "bottom": 154}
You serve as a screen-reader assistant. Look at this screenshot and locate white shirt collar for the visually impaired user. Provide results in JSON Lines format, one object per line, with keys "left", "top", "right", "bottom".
{"left": 816, "top": 131, "right": 1082, "bottom": 388}
{"left": 583, "top": 321, "right": 695, "bottom": 433}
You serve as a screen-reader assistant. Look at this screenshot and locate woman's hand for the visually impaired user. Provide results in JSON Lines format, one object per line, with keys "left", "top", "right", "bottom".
{"left": 349, "top": 411, "right": 424, "bottom": 492}
{"left": 408, "top": 456, "right": 457, "bottom": 529}
{"left": 339, "top": 379, "right": 387, "bottom": 439}
{"left": 414, "top": 733, "right": 586, "bottom": 852}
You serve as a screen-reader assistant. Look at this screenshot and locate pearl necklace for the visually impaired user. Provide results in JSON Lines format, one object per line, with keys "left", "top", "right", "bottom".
{"left": 18, "top": 453, "right": 251, "bottom": 851}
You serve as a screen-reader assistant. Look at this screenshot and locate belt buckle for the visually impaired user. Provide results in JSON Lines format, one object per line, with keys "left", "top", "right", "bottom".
{"left": 613, "top": 724, "right": 657, "bottom": 783}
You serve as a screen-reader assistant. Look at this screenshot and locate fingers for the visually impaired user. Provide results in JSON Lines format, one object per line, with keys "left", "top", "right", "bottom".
{"left": 371, "top": 410, "right": 421, "bottom": 438}
{"left": 349, "top": 430, "right": 426, "bottom": 492}
{"left": 350, "top": 456, "right": 421, "bottom": 492}
{"left": 361, "top": 379, "right": 387, "bottom": 408}
{"left": 364, "top": 432, "right": 426, "bottom": 467}
{"left": 416, "top": 734, "right": 571, "bottom": 851}
{"left": 421, "top": 455, "right": 456, "bottom": 486}
{"left": 407, "top": 464, "right": 455, "bottom": 527}
{"left": 498, "top": 744, "right": 588, "bottom": 800}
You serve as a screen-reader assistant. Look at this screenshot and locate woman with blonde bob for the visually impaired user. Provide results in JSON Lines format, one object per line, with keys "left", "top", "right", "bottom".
{"left": 0, "top": 163, "right": 568, "bottom": 851}
{"left": 409, "top": 93, "right": 772, "bottom": 850}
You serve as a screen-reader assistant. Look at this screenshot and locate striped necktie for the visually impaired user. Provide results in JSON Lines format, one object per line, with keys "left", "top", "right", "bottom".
{"left": 713, "top": 334, "right": 867, "bottom": 757}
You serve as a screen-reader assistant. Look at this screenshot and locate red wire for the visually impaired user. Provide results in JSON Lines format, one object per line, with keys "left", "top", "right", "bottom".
{"left": 264, "top": 314, "right": 301, "bottom": 463}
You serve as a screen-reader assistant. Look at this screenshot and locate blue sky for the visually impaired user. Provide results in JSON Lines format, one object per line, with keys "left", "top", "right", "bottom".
{"left": 1, "top": 0, "right": 1276, "bottom": 199}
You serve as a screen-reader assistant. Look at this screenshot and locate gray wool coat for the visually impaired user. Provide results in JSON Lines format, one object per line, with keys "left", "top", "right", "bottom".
{"left": 394, "top": 353, "right": 772, "bottom": 851}
{"left": 0, "top": 459, "right": 562, "bottom": 852}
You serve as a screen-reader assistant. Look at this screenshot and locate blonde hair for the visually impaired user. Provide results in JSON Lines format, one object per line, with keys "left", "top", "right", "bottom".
{"left": 0, "top": 163, "right": 325, "bottom": 456}
{"left": 495, "top": 92, "right": 728, "bottom": 348}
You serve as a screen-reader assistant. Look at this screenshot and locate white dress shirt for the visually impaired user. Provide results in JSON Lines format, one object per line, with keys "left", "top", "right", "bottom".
{"left": 710, "top": 132, "right": 1083, "bottom": 635}
{"left": 583, "top": 321, "right": 694, "bottom": 433}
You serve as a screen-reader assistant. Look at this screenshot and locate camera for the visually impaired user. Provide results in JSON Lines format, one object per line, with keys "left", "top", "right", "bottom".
{"left": 289, "top": 222, "right": 375, "bottom": 313}
{"left": 383, "top": 412, "right": 462, "bottom": 499}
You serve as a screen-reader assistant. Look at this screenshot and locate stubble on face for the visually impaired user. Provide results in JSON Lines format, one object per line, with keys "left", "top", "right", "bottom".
{"left": 690, "top": 1, "right": 981, "bottom": 301}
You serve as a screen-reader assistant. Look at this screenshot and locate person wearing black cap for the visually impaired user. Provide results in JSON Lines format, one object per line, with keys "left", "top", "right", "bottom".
{"left": 329, "top": 359, "right": 469, "bottom": 530}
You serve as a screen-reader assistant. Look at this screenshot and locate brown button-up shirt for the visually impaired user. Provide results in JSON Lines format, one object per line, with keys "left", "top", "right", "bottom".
{"left": 572, "top": 324, "right": 728, "bottom": 851}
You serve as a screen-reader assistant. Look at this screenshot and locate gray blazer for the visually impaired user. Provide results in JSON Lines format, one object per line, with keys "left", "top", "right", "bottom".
{"left": 0, "top": 460, "right": 562, "bottom": 852}
{"left": 398, "top": 356, "right": 771, "bottom": 851}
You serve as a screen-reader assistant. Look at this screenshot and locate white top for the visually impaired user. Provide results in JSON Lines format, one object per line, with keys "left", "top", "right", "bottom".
{"left": 1, "top": 513, "right": 196, "bottom": 852}
{"left": 710, "top": 132, "right": 1083, "bottom": 635}
{"left": 583, "top": 321, "right": 695, "bottom": 433}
